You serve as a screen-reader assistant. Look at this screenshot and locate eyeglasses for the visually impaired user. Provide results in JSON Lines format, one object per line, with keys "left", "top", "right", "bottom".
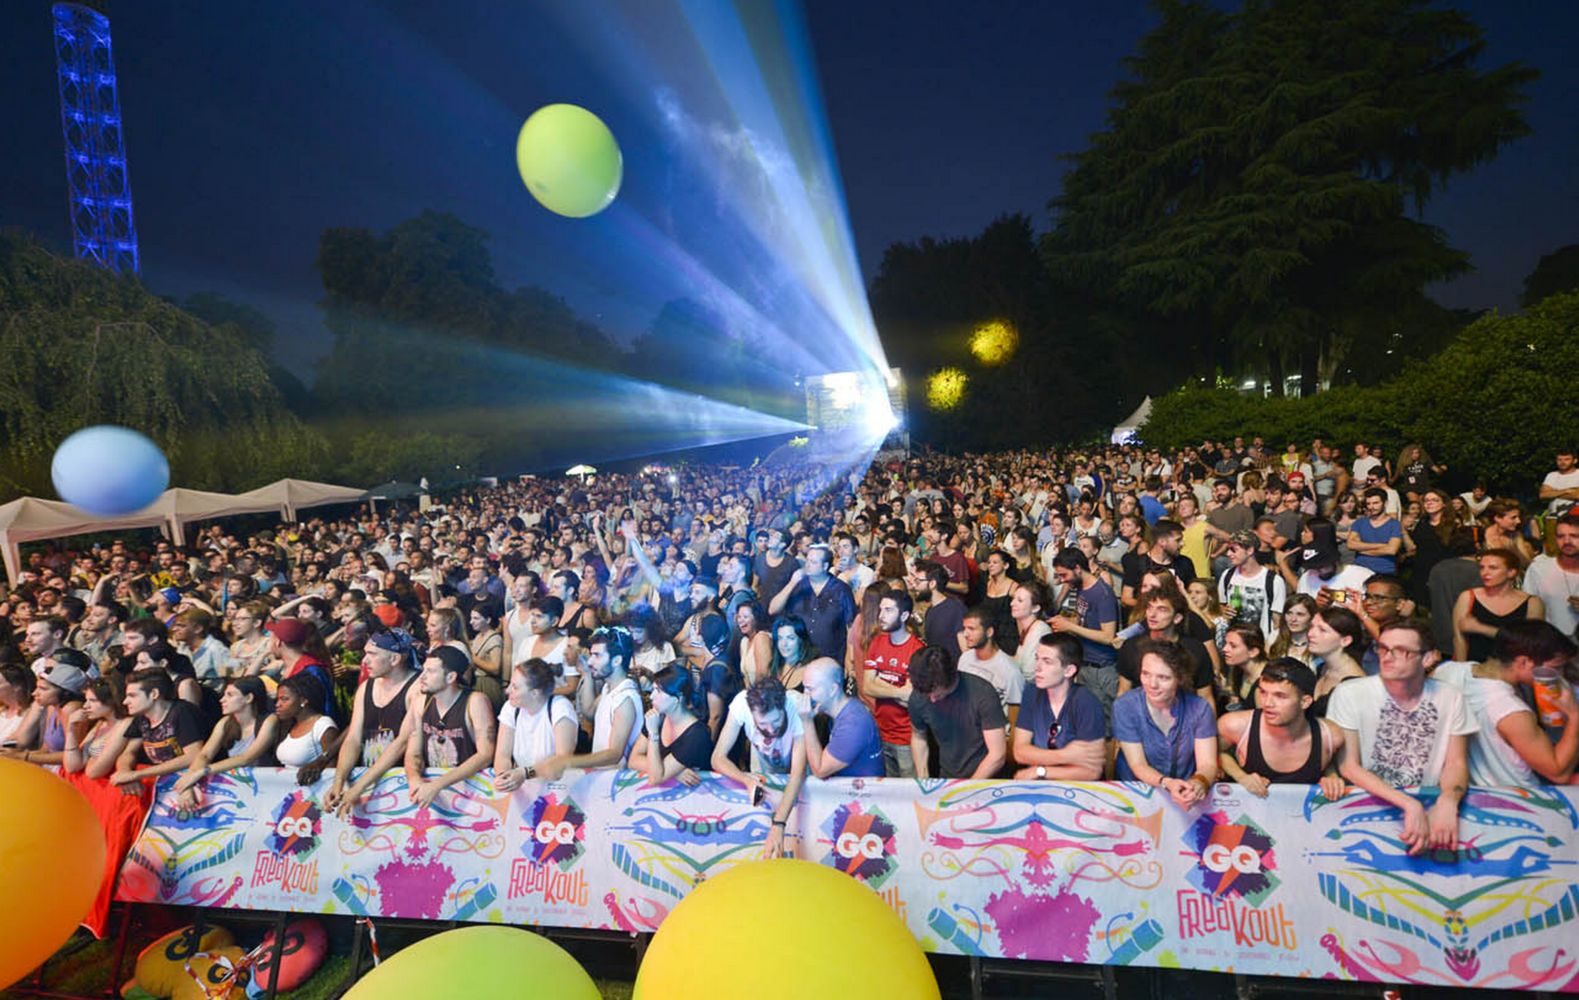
{"left": 1375, "top": 643, "right": 1422, "bottom": 660}
{"left": 1361, "top": 593, "right": 1397, "bottom": 604}
{"left": 1046, "top": 719, "right": 1061, "bottom": 746}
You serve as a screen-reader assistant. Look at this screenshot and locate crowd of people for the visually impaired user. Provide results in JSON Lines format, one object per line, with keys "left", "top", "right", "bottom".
{"left": 2, "top": 436, "right": 1578, "bottom": 907}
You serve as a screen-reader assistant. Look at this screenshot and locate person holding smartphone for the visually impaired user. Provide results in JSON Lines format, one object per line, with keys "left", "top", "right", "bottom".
{"left": 710, "top": 675, "right": 809, "bottom": 859}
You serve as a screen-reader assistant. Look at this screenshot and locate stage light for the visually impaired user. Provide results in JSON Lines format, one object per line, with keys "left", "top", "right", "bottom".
{"left": 970, "top": 320, "right": 1018, "bottom": 366}
{"left": 861, "top": 400, "right": 898, "bottom": 437}
{"left": 927, "top": 368, "right": 968, "bottom": 410}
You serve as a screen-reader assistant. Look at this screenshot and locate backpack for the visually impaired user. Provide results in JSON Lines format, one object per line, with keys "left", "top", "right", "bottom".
{"left": 1218, "top": 565, "right": 1277, "bottom": 626}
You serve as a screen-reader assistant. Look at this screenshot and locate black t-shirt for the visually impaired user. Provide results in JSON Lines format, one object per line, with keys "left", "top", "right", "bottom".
{"left": 132, "top": 701, "right": 205, "bottom": 765}
{"left": 1121, "top": 551, "right": 1197, "bottom": 594}
{"left": 1116, "top": 635, "right": 1215, "bottom": 694}
{"left": 906, "top": 674, "right": 1007, "bottom": 778}
{"left": 922, "top": 595, "right": 966, "bottom": 651}
{"left": 701, "top": 658, "right": 742, "bottom": 711}
{"left": 661, "top": 720, "right": 715, "bottom": 771}
{"left": 752, "top": 553, "right": 796, "bottom": 605}
{"left": 1400, "top": 460, "right": 1430, "bottom": 491}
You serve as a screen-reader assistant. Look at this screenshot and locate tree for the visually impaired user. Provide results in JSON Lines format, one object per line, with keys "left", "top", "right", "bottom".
{"left": 1045, "top": 0, "right": 1536, "bottom": 396}
{"left": 0, "top": 231, "right": 327, "bottom": 499}
{"left": 871, "top": 215, "right": 1123, "bottom": 449}
{"left": 311, "top": 212, "right": 649, "bottom": 475}
{"left": 1140, "top": 291, "right": 1579, "bottom": 492}
{"left": 1521, "top": 245, "right": 1579, "bottom": 308}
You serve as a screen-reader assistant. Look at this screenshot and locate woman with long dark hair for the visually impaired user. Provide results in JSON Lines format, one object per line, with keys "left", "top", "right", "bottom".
{"left": 732, "top": 600, "right": 773, "bottom": 687}
{"left": 1309, "top": 607, "right": 1368, "bottom": 717}
{"left": 768, "top": 615, "right": 817, "bottom": 692}
{"left": 1406, "top": 488, "right": 1464, "bottom": 602}
{"left": 641, "top": 664, "right": 713, "bottom": 785}
{"left": 172, "top": 676, "right": 280, "bottom": 809}
{"left": 60, "top": 676, "right": 141, "bottom": 939}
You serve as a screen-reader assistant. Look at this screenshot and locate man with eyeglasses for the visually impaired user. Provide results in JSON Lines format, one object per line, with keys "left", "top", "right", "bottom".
{"left": 1011, "top": 634, "right": 1105, "bottom": 781}
{"left": 1217, "top": 658, "right": 1344, "bottom": 798}
{"left": 1352, "top": 574, "right": 1415, "bottom": 674}
{"left": 1327, "top": 622, "right": 1476, "bottom": 855}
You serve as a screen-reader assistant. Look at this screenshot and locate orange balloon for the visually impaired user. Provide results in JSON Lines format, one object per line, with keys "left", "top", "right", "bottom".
{"left": 0, "top": 759, "right": 107, "bottom": 988}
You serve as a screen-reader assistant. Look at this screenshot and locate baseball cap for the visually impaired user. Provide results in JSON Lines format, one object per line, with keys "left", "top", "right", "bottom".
{"left": 46, "top": 663, "right": 89, "bottom": 694}
{"left": 372, "top": 604, "right": 405, "bottom": 628}
{"left": 265, "top": 618, "right": 311, "bottom": 646}
{"left": 1227, "top": 529, "right": 1258, "bottom": 549}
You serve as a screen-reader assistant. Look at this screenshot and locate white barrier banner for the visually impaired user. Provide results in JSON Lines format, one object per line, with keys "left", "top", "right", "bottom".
{"left": 117, "top": 770, "right": 1579, "bottom": 990}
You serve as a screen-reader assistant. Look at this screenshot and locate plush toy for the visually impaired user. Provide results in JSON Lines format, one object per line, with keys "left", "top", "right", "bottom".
{"left": 126, "top": 925, "right": 234, "bottom": 999}
{"left": 171, "top": 946, "right": 247, "bottom": 1000}
{"left": 244, "top": 919, "right": 327, "bottom": 997}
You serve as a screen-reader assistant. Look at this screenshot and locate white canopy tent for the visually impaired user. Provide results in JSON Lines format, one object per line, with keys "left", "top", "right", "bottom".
{"left": 1111, "top": 396, "right": 1153, "bottom": 444}
{"left": 238, "top": 478, "right": 366, "bottom": 522}
{"left": 146, "top": 488, "right": 279, "bottom": 546}
{"left": 0, "top": 496, "right": 169, "bottom": 585}
{"left": 0, "top": 477, "right": 365, "bottom": 583}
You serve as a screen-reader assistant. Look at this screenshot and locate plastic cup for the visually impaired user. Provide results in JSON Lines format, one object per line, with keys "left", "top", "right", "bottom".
{"left": 1532, "top": 666, "right": 1567, "bottom": 728}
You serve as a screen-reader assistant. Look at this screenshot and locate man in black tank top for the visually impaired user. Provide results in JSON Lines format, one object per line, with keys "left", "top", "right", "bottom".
{"left": 403, "top": 646, "right": 495, "bottom": 809}
{"left": 324, "top": 628, "right": 421, "bottom": 816}
{"left": 1217, "top": 658, "right": 1345, "bottom": 799}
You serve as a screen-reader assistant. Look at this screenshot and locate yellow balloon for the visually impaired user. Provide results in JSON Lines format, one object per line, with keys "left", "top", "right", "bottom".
{"left": 0, "top": 759, "right": 107, "bottom": 988}
{"left": 343, "top": 925, "right": 599, "bottom": 1000}
{"left": 515, "top": 103, "right": 623, "bottom": 218}
{"left": 634, "top": 860, "right": 940, "bottom": 999}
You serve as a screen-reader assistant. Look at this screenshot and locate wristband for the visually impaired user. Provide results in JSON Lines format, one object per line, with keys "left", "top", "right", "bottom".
{"left": 1191, "top": 774, "right": 1212, "bottom": 792}
{"left": 771, "top": 819, "right": 786, "bottom": 828}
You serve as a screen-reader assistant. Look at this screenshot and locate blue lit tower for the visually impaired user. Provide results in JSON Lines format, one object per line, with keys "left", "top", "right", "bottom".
{"left": 52, "top": 3, "right": 139, "bottom": 273}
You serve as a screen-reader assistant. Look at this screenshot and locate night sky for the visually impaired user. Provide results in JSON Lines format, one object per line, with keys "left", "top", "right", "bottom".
{"left": 2, "top": 1, "right": 1575, "bottom": 378}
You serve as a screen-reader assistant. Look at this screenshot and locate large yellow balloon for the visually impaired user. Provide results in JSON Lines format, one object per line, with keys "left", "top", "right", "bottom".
{"left": 0, "top": 759, "right": 107, "bottom": 988}
{"left": 343, "top": 925, "right": 599, "bottom": 1000}
{"left": 634, "top": 860, "right": 940, "bottom": 999}
{"left": 515, "top": 103, "right": 623, "bottom": 218}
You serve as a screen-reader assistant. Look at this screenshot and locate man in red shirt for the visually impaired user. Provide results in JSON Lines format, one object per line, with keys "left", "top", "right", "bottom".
{"left": 925, "top": 520, "right": 972, "bottom": 597}
{"left": 860, "top": 588, "right": 925, "bottom": 777}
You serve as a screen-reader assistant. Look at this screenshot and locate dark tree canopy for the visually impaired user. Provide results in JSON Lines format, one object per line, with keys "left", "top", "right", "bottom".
{"left": 0, "top": 230, "right": 326, "bottom": 500}
{"left": 1044, "top": 0, "right": 1536, "bottom": 397}
{"left": 1522, "top": 244, "right": 1579, "bottom": 308}
{"left": 872, "top": 214, "right": 1123, "bottom": 449}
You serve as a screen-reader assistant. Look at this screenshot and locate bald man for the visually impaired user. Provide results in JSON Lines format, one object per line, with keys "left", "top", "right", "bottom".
{"left": 801, "top": 657, "right": 884, "bottom": 778}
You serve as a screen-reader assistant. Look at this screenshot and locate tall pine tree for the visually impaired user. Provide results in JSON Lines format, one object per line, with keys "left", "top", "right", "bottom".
{"left": 1045, "top": 0, "right": 1536, "bottom": 395}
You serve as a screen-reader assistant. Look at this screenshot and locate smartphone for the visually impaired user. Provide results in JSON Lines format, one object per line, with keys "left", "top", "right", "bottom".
{"left": 751, "top": 784, "right": 766, "bottom": 807}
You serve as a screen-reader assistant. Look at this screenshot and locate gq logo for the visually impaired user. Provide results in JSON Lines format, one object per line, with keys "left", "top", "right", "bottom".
{"left": 534, "top": 819, "right": 578, "bottom": 847}
{"left": 821, "top": 802, "right": 897, "bottom": 889}
{"left": 1201, "top": 840, "right": 1262, "bottom": 876}
{"left": 1182, "top": 812, "right": 1278, "bottom": 904}
{"left": 523, "top": 794, "right": 585, "bottom": 870}
{"left": 836, "top": 830, "right": 886, "bottom": 861}
{"left": 266, "top": 792, "right": 322, "bottom": 858}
